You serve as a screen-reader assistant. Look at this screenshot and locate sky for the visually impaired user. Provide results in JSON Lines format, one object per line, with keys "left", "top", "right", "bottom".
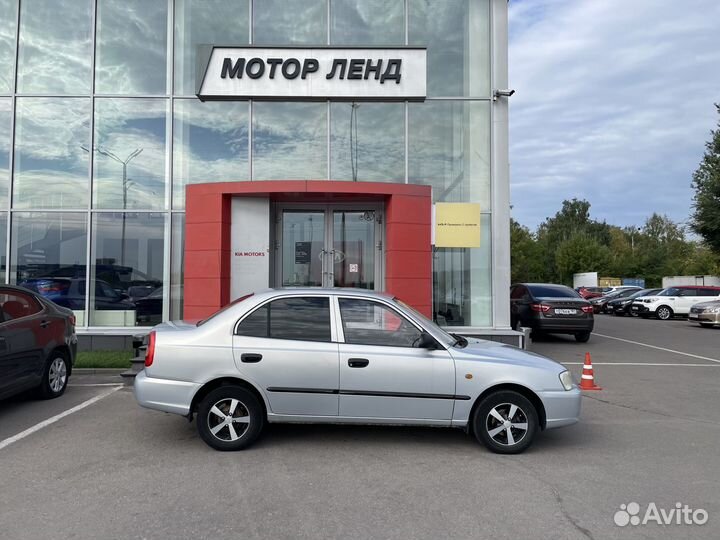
{"left": 508, "top": 0, "right": 720, "bottom": 230}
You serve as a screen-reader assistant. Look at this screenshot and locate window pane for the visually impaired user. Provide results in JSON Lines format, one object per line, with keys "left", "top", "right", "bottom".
{"left": 254, "top": 0, "right": 326, "bottom": 45}
{"left": 0, "top": 99, "right": 10, "bottom": 206}
{"left": 95, "top": 0, "right": 168, "bottom": 95}
{"left": 269, "top": 297, "right": 330, "bottom": 342}
{"left": 173, "top": 100, "right": 248, "bottom": 209}
{"left": 433, "top": 214, "right": 491, "bottom": 327}
{"left": 174, "top": 0, "right": 249, "bottom": 96}
{"left": 93, "top": 98, "right": 167, "bottom": 210}
{"left": 17, "top": 0, "right": 92, "bottom": 94}
{"left": 90, "top": 212, "right": 165, "bottom": 326}
{"left": 252, "top": 102, "right": 327, "bottom": 180}
{"left": 409, "top": 0, "right": 490, "bottom": 97}
{"left": 409, "top": 101, "right": 490, "bottom": 205}
{"left": 170, "top": 213, "right": 184, "bottom": 320}
{"left": 330, "top": 102, "right": 403, "bottom": 182}
{"left": 13, "top": 98, "right": 90, "bottom": 209}
{"left": 236, "top": 304, "right": 268, "bottom": 337}
{"left": 0, "top": 0, "right": 17, "bottom": 93}
{"left": 339, "top": 298, "right": 422, "bottom": 347}
{"left": 330, "top": 0, "right": 403, "bottom": 45}
{"left": 11, "top": 212, "right": 88, "bottom": 325}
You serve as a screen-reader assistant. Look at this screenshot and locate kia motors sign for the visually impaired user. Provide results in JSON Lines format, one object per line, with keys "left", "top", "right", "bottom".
{"left": 197, "top": 46, "right": 426, "bottom": 101}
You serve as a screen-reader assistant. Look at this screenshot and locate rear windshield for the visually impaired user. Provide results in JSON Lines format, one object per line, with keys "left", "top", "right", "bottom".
{"left": 196, "top": 293, "right": 254, "bottom": 326}
{"left": 528, "top": 285, "right": 580, "bottom": 298}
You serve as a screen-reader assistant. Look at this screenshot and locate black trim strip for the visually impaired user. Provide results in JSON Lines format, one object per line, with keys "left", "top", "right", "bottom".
{"left": 266, "top": 387, "right": 471, "bottom": 401}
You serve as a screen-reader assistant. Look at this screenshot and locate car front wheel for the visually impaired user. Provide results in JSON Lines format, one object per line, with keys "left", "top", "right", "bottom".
{"left": 197, "top": 386, "right": 264, "bottom": 451}
{"left": 473, "top": 391, "right": 539, "bottom": 454}
{"left": 38, "top": 352, "right": 69, "bottom": 399}
{"left": 656, "top": 306, "right": 673, "bottom": 320}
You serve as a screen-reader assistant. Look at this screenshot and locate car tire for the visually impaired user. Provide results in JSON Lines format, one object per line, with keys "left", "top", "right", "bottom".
{"left": 38, "top": 351, "right": 70, "bottom": 399}
{"left": 197, "top": 386, "right": 264, "bottom": 451}
{"left": 656, "top": 306, "right": 673, "bottom": 320}
{"left": 473, "top": 391, "right": 539, "bottom": 454}
{"left": 699, "top": 323, "right": 714, "bottom": 328}
{"left": 575, "top": 331, "right": 591, "bottom": 343}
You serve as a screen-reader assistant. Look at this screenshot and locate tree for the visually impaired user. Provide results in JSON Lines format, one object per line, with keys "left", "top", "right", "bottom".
{"left": 510, "top": 219, "right": 544, "bottom": 283}
{"left": 554, "top": 234, "right": 611, "bottom": 285}
{"left": 691, "top": 104, "right": 720, "bottom": 253}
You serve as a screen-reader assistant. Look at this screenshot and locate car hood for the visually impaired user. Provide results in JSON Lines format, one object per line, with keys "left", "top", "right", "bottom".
{"left": 451, "top": 338, "right": 565, "bottom": 373}
{"left": 693, "top": 300, "right": 720, "bottom": 309}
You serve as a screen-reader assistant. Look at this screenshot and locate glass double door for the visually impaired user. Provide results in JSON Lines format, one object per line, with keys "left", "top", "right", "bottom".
{"left": 276, "top": 204, "right": 382, "bottom": 290}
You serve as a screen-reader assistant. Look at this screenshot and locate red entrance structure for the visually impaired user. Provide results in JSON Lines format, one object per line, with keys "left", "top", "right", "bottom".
{"left": 184, "top": 181, "right": 432, "bottom": 320}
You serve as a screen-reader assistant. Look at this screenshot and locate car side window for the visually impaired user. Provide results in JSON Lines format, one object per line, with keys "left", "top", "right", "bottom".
{"left": 678, "top": 289, "right": 696, "bottom": 297}
{"left": 236, "top": 297, "right": 331, "bottom": 343}
{"left": 0, "top": 290, "right": 42, "bottom": 322}
{"left": 699, "top": 288, "right": 719, "bottom": 296}
{"left": 338, "top": 298, "right": 423, "bottom": 348}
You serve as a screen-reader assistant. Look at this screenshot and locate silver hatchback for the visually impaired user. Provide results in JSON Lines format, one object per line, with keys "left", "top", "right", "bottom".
{"left": 134, "top": 289, "right": 581, "bottom": 454}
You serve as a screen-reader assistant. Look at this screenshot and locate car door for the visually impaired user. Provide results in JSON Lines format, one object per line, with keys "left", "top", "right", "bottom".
{"left": 675, "top": 288, "right": 698, "bottom": 314}
{"left": 510, "top": 285, "right": 531, "bottom": 328}
{"left": 231, "top": 295, "right": 339, "bottom": 417}
{"left": 336, "top": 296, "right": 455, "bottom": 422}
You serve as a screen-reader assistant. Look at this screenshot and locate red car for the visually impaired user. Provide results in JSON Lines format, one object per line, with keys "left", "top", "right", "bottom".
{"left": 576, "top": 287, "right": 608, "bottom": 300}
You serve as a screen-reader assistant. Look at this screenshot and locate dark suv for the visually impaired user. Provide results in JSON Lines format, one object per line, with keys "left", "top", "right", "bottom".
{"left": 511, "top": 283, "right": 594, "bottom": 342}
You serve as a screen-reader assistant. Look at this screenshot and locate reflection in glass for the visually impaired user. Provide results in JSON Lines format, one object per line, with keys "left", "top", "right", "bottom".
{"left": 0, "top": 0, "right": 18, "bottom": 93}
{"left": 333, "top": 211, "right": 375, "bottom": 289}
{"left": 330, "top": 102, "right": 403, "bottom": 182}
{"left": 93, "top": 98, "right": 167, "bottom": 210}
{"left": 11, "top": 212, "right": 88, "bottom": 323}
{"left": 281, "top": 211, "right": 324, "bottom": 287}
{"left": 95, "top": 0, "right": 168, "bottom": 95}
{"left": 173, "top": 100, "right": 248, "bottom": 208}
{"left": 253, "top": 102, "right": 327, "bottom": 180}
{"left": 254, "top": 0, "right": 326, "bottom": 45}
{"left": 170, "top": 213, "right": 184, "bottom": 320}
{"left": 174, "top": 0, "right": 249, "bottom": 95}
{"left": 330, "top": 0, "right": 404, "bottom": 45}
{"left": 13, "top": 98, "right": 90, "bottom": 209}
{"left": 409, "top": 0, "right": 490, "bottom": 97}
{"left": 0, "top": 99, "right": 9, "bottom": 205}
{"left": 433, "top": 214, "right": 492, "bottom": 327}
{"left": 17, "top": 0, "right": 92, "bottom": 94}
{"left": 408, "top": 101, "right": 490, "bottom": 205}
{"left": 0, "top": 212, "right": 6, "bottom": 276}
{"left": 90, "top": 212, "right": 165, "bottom": 326}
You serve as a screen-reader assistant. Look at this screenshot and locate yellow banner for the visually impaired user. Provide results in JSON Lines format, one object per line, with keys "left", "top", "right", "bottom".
{"left": 434, "top": 203, "right": 481, "bottom": 248}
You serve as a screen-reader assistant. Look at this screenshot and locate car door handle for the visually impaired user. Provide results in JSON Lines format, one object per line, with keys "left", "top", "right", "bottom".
{"left": 39, "top": 320, "right": 50, "bottom": 328}
{"left": 348, "top": 358, "right": 369, "bottom": 368}
{"left": 240, "top": 353, "right": 262, "bottom": 363}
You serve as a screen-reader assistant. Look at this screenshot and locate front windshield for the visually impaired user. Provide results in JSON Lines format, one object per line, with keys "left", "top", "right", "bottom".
{"left": 657, "top": 288, "right": 677, "bottom": 297}
{"left": 396, "top": 299, "right": 455, "bottom": 346}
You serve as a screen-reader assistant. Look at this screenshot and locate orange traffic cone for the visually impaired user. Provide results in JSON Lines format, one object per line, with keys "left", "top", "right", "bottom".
{"left": 578, "top": 352, "right": 602, "bottom": 391}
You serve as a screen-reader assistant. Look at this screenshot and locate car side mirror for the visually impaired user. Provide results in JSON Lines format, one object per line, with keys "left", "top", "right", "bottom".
{"left": 417, "top": 331, "right": 439, "bottom": 350}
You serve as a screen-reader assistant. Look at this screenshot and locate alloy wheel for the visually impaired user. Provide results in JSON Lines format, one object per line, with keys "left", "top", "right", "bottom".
{"left": 485, "top": 403, "right": 529, "bottom": 446}
{"left": 48, "top": 357, "right": 67, "bottom": 393}
{"left": 657, "top": 307, "right": 671, "bottom": 320}
{"left": 206, "top": 398, "right": 251, "bottom": 442}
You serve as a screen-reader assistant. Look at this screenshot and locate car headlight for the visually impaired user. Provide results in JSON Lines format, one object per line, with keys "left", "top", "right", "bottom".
{"left": 559, "top": 370, "right": 574, "bottom": 391}
{"left": 707, "top": 307, "right": 720, "bottom": 313}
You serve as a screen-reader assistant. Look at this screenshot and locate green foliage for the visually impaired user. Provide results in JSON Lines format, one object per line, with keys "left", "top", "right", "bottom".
{"left": 555, "top": 234, "right": 611, "bottom": 283}
{"left": 510, "top": 219, "right": 544, "bottom": 283}
{"left": 75, "top": 350, "right": 134, "bottom": 369}
{"left": 691, "top": 104, "right": 720, "bottom": 253}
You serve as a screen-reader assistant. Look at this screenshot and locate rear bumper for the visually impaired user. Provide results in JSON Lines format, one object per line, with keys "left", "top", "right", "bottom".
{"left": 133, "top": 370, "right": 201, "bottom": 416}
{"left": 539, "top": 388, "right": 582, "bottom": 429}
{"left": 535, "top": 318, "right": 594, "bottom": 333}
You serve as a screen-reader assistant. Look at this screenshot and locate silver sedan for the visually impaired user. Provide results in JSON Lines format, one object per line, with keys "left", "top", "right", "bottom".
{"left": 134, "top": 289, "right": 580, "bottom": 454}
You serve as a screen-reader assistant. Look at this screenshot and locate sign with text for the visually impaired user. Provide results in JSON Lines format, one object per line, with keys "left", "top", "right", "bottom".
{"left": 231, "top": 197, "right": 270, "bottom": 298}
{"left": 433, "top": 203, "right": 481, "bottom": 248}
{"left": 197, "top": 46, "right": 426, "bottom": 101}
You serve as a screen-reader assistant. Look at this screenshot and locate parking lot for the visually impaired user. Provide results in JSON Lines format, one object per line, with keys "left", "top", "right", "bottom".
{"left": 1, "top": 316, "right": 718, "bottom": 540}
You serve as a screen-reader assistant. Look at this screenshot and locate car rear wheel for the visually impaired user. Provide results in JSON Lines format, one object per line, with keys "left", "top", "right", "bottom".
{"left": 656, "top": 306, "right": 673, "bottom": 320}
{"left": 197, "top": 386, "right": 264, "bottom": 451}
{"left": 575, "top": 331, "right": 591, "bottom": 343}
{"left": 473, "top": 391, "right": 539, "bottom": 454}
{"left": 38, "top": 352, "right": 69, "bottom": 399}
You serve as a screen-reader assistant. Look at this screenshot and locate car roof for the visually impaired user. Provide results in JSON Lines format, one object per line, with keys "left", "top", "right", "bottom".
{"left": 262, "top": 287, "right": 395, "bottom": 299}
{"left": 667, "top": 285, "right": 720, "bottom": 290}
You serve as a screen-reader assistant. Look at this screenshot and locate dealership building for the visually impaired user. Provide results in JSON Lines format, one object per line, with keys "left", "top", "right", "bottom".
{"left": 0, "top": 0, "right": 512, "bottom": 347}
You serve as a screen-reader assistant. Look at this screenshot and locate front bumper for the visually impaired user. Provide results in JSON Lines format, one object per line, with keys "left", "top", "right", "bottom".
{"left": 133, "top": 370, "right": 201, "bottom": 416}
{"left": 631, "top": 303, "right": 651, "bottom": 315}
{"left": 689, "top": 311, "right": 720, "bottom": 325}
{"left": 539, "top": 387, "right": 582, "bottom": 429}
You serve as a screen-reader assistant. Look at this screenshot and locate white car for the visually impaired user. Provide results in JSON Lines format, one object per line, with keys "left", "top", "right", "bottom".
{"left": 631, "top": 286, "right": 720, "bottom": 320}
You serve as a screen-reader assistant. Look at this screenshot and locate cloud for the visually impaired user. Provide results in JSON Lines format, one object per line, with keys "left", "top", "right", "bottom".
{"left": 509, "top": 0, "right": 720, "bottom": 229}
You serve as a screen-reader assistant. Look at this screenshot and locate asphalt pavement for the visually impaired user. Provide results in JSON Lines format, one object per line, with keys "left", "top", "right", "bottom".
{"left": 0, "top": 316, "right": 718, "bottom": 540}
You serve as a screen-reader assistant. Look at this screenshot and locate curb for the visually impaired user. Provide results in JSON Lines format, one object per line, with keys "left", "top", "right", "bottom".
{"left": 73, "top": 368, "right": 127, "bottom": 375}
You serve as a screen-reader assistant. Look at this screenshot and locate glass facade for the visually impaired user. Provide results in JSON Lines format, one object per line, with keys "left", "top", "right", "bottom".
{"left": 0, "top": 0, "right": 495, "bottom": 329}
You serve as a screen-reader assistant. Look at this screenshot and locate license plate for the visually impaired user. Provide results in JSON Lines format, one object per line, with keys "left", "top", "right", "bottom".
{"left": 631, "top": 305, "right": 639, "bottom": 311}
{"left": 555, "top": 309, "right": 577, "bottom": 315}
{"left": 689, "top": 313, "right": 699, "bottom": 319}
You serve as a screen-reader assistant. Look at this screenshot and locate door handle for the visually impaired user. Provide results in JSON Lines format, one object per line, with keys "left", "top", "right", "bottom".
{"left": 40, "top": 320, "right": 50, "bottom": 328}
{"left": 240, "top": 353, "right": 262, "bottom": 363}
{"left": 348, "top": 358, "right": 369, "bottom": 368}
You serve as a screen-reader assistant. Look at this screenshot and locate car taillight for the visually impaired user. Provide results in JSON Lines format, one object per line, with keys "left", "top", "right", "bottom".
{"left": 530, "top": 303, "right": 551, "bottom": 312}
{"left": 145, "top": 331, "right": 156, "bottom": 367}
{"left": 581, "top": 305, "right": 593, "bottom": 313}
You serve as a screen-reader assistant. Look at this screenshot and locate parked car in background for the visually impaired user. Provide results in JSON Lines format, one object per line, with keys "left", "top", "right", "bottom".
{"left": 590, "top": 287, "right": 642, "bottom": 314}
{"left": 576, "top": 286, "right": 609, "bottom": 300}
{"left": 632, "top": 286, "right": 720, "bottom": 320}
{"left": 511, "top": 283, "right": 594, "bottom": 342}
{"left": 135, "top": 289, "right": 581, "bottom": 454}
{"left": 19, "top": 278, "right": 136, "bottom": 312}
{"left": 135, "top": 287, "right": 163, "bottom": 326}
{"left": 606, "top": 288, "right": 663, "bottom": 316}
{"left": 0, "top": 285, "right": 77, "bottom": 401}
{"left": 688, "top": 300, "right": 720, "bottom": 328}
